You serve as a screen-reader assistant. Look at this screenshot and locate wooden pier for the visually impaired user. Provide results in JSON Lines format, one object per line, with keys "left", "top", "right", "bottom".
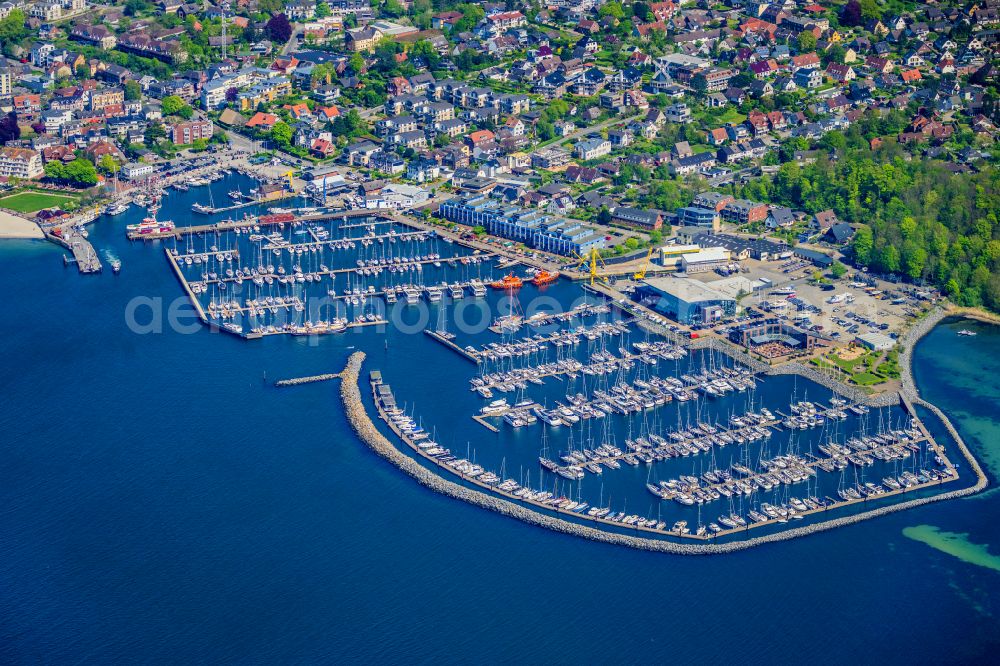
{"left": 129, "top": 216, "right": 278, "bottom": 241}
{"left": 424, "top": 329, "right": 480, "bottom": 363}
{"left": 258, "top": 227, "right": 432, "bottom": 251}
{"left": 165, "top": 248, "right": 209, "bottom": 324}
{"left": 193, "top": 193, "right": 294, "bottom": 215}
{"left": 128, "top": 209, "right": 400, "bottom": 241}
{"left": 471, "top": 414, "right": 500, "bottom": 433}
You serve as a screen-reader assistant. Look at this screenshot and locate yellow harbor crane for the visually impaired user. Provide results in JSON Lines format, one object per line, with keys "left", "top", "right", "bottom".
{"left": 284, "top": 170, "right": 295, "bottom": 190}
{"left": 573, "top": 247, "right": 611, "bottom": 286}
{"left": 633, "top": 247, "right": 654, "bottom": 281}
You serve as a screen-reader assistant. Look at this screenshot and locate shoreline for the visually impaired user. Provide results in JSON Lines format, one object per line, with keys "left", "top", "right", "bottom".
{"left": 0, "top": 211, "right": 45, "bottom": 240}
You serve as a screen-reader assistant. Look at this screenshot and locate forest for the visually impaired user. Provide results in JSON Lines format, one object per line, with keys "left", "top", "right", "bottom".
{"left": 733, "top": 137, "right": 1000, "bottom": 312}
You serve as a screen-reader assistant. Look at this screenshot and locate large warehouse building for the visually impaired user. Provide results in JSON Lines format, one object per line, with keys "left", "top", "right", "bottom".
{"left": 635, "top": 277, "right": 740, "bottom": 324}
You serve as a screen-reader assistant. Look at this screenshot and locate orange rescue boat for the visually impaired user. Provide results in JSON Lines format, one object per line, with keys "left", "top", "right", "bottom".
{"left": 490, "top": 273, "right": 523, "bottom": 289}
{"left": 531, "top": 270, "right": 560, "bottom": 286}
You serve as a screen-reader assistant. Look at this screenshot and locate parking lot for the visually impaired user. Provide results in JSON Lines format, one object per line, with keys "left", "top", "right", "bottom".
{"left": 670, "top": 256, "right": 935, "bottom": 346}
{"left": 751, "top": 271, "right": 932, "bottom": 342}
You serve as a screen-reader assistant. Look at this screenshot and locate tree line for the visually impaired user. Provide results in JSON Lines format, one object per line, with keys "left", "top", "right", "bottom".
{"left": 733, "top": 142, "right": 1000, "bottom": 311}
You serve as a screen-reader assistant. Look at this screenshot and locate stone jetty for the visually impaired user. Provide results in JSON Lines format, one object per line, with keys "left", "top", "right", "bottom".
{"left": 336, "top": 347, "right": 989, "bottom": 555}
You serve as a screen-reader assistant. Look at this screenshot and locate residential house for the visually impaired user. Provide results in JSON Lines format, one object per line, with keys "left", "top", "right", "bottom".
{"left": 574, "top": 137, "right": 612, "bottom": 161}
{"left": 170, "top": 119, "right": 213, "bottom": 144}
{"left": 765, "top": 206, "right": 795, "bottom": 229}
{"left": 342, "top": 140, "right": 380, "bottom": 166}
{"left": 611, "top": 207, "right": 664, "bottom": 230}
{"left": 811, "top": 209, "right": 839, "bottom": 231}
{"left": 0, "top": 146, "right": 44, "bottom": 179}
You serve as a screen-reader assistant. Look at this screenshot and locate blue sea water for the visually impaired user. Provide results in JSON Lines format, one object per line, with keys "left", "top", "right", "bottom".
{"left": 1, "top": 183, "right": 998, "bottom": 663}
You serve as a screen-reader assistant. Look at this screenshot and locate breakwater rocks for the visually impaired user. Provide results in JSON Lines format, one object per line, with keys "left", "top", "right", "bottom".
{"left": 338, "top": 351, "right": 989, "bottom": 555}
{"left": 274, "top": 372, "right": 342, "bottom": 387}
{"left": 912, "top": 396, "right": 988, "bottom": 494}
{"left": 896, "top": 307, "right": 949, "bottom": 403}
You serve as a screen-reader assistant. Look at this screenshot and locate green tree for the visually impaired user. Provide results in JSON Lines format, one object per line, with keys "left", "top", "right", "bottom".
{"left": 349, "top": 52, "right": 365, "bottom": 74}
{"left": 270, "top": 120, "right": 293, "bottom": 147}
{"left": 852, "top": 226, "right": 874, "bottom": 266}
{"left": 64, "top": 158, "right": 99, "bottom": 186}
{"left": 162, "top": 95, "right": 191, "bottom": 117}
{"left": 858, "top": 0, "right": 881, "bottom": 20}
{"left": 382, "top": 0, "right": 405, "bottom": 17}
{"left": 124, "top": 80, "right": 142, "bottom": 102}
{"left": 315, "top": 1, "right": 331, "bottom": 18}
{"left": 878, "top": 244, "right": 901, "bottom": 274}
{"left": 0, "top": 9, "right": 28, "bottom": 57}
{"left": 44, "top": 161, "right": 67, "bottom": 181}
{"left": 822, "top": 44, "right": 846, "bottom": 66}
{"left": 453, "top": 3, "right": 484, "bottom": 33}
{"left": 903, "top": 245, "right": 927, "bottom": 280}
{"left": 830, "top": 261, "right": 847, "bottom": 279}
{"left": 145, "top": 122, "right": 166, "bottom": 144}
{"left": 98, "top": 154, "right": 120, "bottom": 175}
{"left": 598, "top": 1, "right": 625, "bottom": 20}
{"left": 796, "top": 32, "right": 817, "bottom": 53}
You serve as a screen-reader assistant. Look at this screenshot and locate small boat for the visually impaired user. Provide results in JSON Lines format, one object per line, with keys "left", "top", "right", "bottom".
{"left": 957, "top": 329, "right": 977, "bottom": 337}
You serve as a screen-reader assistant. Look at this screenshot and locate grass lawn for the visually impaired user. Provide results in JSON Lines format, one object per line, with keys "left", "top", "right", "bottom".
{"left": 812, "top": 350, "right": 888, "bottom": 386}
{"left": 851, "top": 372, "right": 885, "bottom": 387}
{"left": 714, "top": 108, "right": 747, "bottom": 124}
{"left": 0, "top": 190, "right": 79, "bottom": 213}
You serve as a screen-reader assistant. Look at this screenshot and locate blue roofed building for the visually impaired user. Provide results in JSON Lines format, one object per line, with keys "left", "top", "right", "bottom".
{"left": 438, "top": 196, "right": 607, "bottom": 256}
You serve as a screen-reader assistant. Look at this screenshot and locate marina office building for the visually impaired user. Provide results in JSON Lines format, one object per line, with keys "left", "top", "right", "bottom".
{"left": 439, "top": 196, "right": 607, "bottom": 256}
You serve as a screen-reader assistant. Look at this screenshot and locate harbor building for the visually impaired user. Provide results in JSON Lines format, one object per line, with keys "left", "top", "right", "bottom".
{"left": 680, "top": 246, "right": 731, "bottom": 274}
{"left": 693, "top": 233, "right": 789, "bottom": 261}
{"left": 363, "top": 183, "right": 430, "bottom": 210}
{"left": 856, "top": 332, "right": 896, "bottom": 351}
{"left": 657, "top": 244, "right": 703, "bottom": 269}
{"left": 121, "top": 162, "right": 155, "bottom": 180}
{"left": 657, "top": 244, "right": 732, "bottom": 273}
{"left": 438, "top": 196, "right": 606, "bottom": 256}
{"left": 728, "top": 320, "right": 829, "bottom": 357}
{"left": 635, "top": 276, "right": 739, "bottom": 324}
{"left": 612, "top": 207, "right": 664, "bottom": 230}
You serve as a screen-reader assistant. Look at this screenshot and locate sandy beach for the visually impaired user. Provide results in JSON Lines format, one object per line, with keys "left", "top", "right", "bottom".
{"left": 0, "top": 211, "right": 45, "bottom": 240}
